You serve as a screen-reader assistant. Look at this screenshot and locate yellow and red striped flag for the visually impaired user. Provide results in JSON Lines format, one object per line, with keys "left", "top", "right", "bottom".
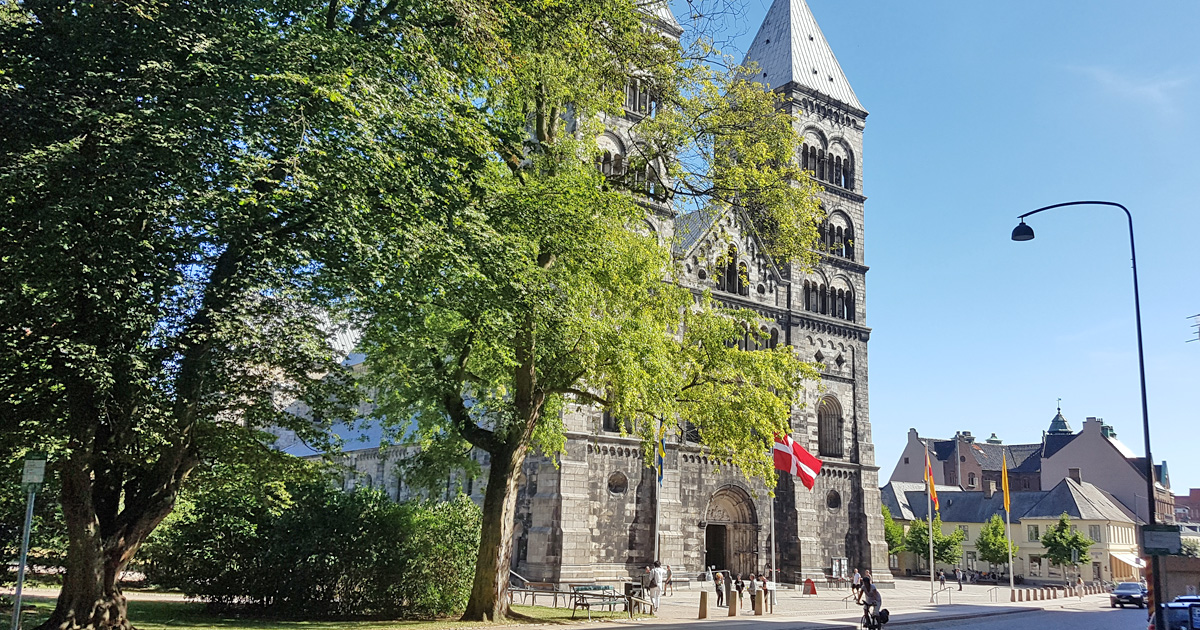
{"left": 1002, "top": 451, "right": 1011, "bottom": 513}
{"left": 924, "top": 448, "right": 939, "bottom": 512}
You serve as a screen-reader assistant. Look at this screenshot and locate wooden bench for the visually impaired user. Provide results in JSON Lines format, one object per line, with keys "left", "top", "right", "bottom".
{"left": 508, "top": 581, "right": 566, "bottom": 607}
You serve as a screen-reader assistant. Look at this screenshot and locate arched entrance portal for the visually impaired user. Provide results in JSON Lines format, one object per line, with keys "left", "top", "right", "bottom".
{"left": 704, "top": 486, "right": 759, "bottom": 577}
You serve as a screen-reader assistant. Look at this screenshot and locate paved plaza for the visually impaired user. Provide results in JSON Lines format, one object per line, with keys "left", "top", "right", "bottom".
{"left": 610, "top": 578, "right": 1123, "bottom": 628}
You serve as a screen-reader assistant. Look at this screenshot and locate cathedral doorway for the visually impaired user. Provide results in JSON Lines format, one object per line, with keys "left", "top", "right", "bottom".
{"left": 704, "top": 485, "right": 759, "bottom": 576}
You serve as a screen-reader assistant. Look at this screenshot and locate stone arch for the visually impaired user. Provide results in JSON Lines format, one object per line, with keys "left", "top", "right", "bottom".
{"left": 704, "top": 485, "right": 760, "bottom": 576}
{"left": 817, "top": 396, "right": 844, "bottom": 458}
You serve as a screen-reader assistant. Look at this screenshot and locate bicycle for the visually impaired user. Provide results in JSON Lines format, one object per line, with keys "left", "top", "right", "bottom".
{"left": 859, "top": 607, "right": 889, "bottom": 629}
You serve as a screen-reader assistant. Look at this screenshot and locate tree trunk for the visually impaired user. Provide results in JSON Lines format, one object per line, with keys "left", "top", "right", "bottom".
{"left": 460, "top": 443, "right": 528, "bottom": 621}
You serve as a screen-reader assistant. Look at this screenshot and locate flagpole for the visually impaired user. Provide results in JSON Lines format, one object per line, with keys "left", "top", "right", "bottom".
{"left": 770, "top": 473, "right": 777, "bottom": 594}
{"left": 654, "top": 420, "right": 662, "bottom": 563}
{"left": 1004, "top": 453, "right": 1014, "bottom": 595}
{"left": 927, "top": 445, "right": 935, "bottom": 603}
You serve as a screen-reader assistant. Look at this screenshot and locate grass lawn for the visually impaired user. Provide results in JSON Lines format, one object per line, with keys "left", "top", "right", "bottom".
{"left": 2, "top": 597, "right": 645, "bottom": 630}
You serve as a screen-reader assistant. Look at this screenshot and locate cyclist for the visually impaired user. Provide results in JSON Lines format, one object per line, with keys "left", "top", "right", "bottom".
{"left": 859, "top": 576, "right": 883, "bottom": 628}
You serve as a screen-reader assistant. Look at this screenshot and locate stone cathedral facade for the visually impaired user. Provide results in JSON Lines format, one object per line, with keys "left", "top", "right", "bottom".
{"left": 333, "top": 0, "right": 890, "bottom": 586}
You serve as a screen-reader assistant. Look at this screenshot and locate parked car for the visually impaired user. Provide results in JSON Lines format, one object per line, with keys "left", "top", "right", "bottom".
{"left": 1110, "top": 582, "right": 1146, "bottom": 608}
{"left": 1148, "top": 602, "right": 1194, "bottom": 630}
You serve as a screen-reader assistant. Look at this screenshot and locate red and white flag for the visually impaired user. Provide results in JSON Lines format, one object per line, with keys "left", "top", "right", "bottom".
{"left": 773, "top": 434, "right": 822, "bottom": 490}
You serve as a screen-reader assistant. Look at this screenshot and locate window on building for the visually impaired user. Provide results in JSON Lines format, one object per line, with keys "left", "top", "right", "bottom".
{"left": 904, "top": 457, "right": 909, "bottom": 465}
{"left": 817, "top": 397, "right": 844, "bottom": 458}
{"left": 1089, "top": 525, "right": 1102, "bottom": 542}
{"left": 967, "top": 472, "right": 976, "bottom": 487}
{"left": 966, "top": 551, "right": 977, "bottom": 570}
{"left": 1028, "top": 525, "right": 1040, "bottom": 542}
{"left": 959, "top": 524, "right": 969, "bottom": 537}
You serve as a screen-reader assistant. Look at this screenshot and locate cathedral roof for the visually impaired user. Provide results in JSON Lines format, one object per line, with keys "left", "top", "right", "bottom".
{"left": 672, "top": 207, "right": 719, "bottom": 256}
{"left": 636, "top": 0, "right": 683, "bottom": 38}
{"left": 742, "top": 0, "right": 865, "bottom": 113}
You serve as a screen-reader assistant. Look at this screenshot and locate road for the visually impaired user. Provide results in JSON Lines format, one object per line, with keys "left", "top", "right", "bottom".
{"left": 898, "top": 607, "right": 1144, "bottom": 630}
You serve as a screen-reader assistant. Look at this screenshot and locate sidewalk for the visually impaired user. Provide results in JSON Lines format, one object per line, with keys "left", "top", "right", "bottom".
{"left": 609, "top": 578, "right": 1111, "bottom": 629}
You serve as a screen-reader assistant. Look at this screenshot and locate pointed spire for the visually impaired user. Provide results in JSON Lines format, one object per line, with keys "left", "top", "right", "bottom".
{"left": 1048, "top": 403, "right": 1072, "bottom": 435}
{"left": 742, "top": 0, "right": 865, "bottom": 113}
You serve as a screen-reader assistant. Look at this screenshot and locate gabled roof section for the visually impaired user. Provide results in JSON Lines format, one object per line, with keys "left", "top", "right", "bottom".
{"left": 671, "top": 207, "right": 788, "bottom": 285}
{"left": 882, "top": 482, "right": 1046, "bottom": 525}
{"left": 971, "top": 442, "right": 1043, "bottom": 474}
{"left": 1042, "top": 432, "right": 1078, "bottom": 459}
{"left": 742, "top": 0, "right": 865, "bottom": 113}
{"left": 1021, "top": 478, "right": 1140, "bottom": 524}
{"left": 636, "top": 0, "right": 683, "bottom": 38}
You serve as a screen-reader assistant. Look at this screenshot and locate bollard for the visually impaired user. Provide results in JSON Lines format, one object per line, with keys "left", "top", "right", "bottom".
{"left": 699, "top": 590, "right": 709, "bottom": 619}
{"left": 754, "top": 591, "right": 764, "bottom": 616}
{"left": 1052, "top": 588, "right": 1058, "bottom": 599}
{"left": 1011, "top": 589, "right": 1016, "bottom": 602}
{"left": 729, "top": 592, "right": 738, "bottom": 617}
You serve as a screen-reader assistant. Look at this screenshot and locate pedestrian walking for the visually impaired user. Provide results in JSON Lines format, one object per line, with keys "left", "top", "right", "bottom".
{"left": 735, "top": 574, "right": 746, "bottom": 609}
{"left": 938, "top": 570, "right": 945, "bottom": 588}
{"left": 665, "top": 565, "right": 674, "bottom": 596}
{"left": 955, "top": 567, "right": 963, "bottom": 591}
{"left": 852, "top": 568, "right": 862, "bottom": 596}
{"left": 1075, "top": 575, "right": 1084, "bottom": 600}
{"left": 714, "top": 571, "right": 726, "bottom": 607}
{"left": 649, "top": 561, "right": 667, "bottom": 611}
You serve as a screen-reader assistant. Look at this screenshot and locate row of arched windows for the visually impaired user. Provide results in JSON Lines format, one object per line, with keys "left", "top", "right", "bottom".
{"left": 597, "top": 151, "right": 668, "bottom": 200}
{"left": 717, "top": 245, "right": 750, "bottom": 296}
{"left": 625, "top": 78, "right": 658, "bottom": 117}
{"left": 820, "top": 222, "right": 855, "bottom": 260}
{"left": 801, "top": 143, "right": 853, "bottom": 190}
{"left": 801, "top": 280, "right": 855, "bottom": 322}
{"left": 725, "top": 326, "right": 780, "bottom": 352}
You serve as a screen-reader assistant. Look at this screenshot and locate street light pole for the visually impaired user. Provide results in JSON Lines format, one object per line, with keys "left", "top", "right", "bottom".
{"left": 1011, "top": 201, "right": 1163, "bottom": 630}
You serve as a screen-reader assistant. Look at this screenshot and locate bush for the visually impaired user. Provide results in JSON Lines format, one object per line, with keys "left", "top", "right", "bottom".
{"left": 141, "top": 475, "right": 480, "bottom": 618}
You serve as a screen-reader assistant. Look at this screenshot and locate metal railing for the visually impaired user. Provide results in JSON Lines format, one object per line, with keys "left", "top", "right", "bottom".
{"left": 933, "top": 586, "right": 954, "bottom": 605}
{"left": 987, "top": 586, "right": 1002, "bottom": 602}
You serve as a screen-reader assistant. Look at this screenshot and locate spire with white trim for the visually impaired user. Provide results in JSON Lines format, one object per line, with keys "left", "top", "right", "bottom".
{"left": 742, "top": 0, "right": 864, "bottom": 113}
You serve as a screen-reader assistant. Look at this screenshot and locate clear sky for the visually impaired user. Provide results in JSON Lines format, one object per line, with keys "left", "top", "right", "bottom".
{"left": 708, "top": 1, "right": 1200, "bottom": 492}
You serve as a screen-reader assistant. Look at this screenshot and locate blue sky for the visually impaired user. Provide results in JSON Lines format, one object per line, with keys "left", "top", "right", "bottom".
{"left": 707, "top": 1, "right": 1200, "bottom": 490}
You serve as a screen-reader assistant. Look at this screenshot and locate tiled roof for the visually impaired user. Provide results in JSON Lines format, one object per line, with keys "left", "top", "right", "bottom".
{"left": 970, "top": 442, "right": 1042, "bottom": 474}
{"left": 742, "top": 0, "right": 865, "bottom": 113}
{"left": 880, "top": 478, "right": 1141, "bottom": 526}
{"left": 1021, "top": 478, "right": 1141, "bottom": 524}
{"left": 671, "top": 208, "right": 719, "bottom": 256}
{"left": 1042, "top": 432, "right": 1078, "bottom": 459}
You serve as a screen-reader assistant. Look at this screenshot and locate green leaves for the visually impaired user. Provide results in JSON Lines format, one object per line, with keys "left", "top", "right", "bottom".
{"left": 975, "top": 514, "right": 1019, "bottom": 567}
{"left": 904, "top": 513, "right": 967, "bottom": 566}
{"left": 1039, "top": 513, "right": 1093, "bottom": 570}
{"left": 882, "top": 505, "right": 905, "bottom": 555}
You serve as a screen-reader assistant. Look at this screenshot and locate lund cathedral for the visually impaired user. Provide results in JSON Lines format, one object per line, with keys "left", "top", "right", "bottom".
{"left": 326, "top": 0, "right": 891, "bottom": 585}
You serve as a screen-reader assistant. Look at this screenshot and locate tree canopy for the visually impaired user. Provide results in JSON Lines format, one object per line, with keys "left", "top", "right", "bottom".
{"left": 882, "top": 505, "right": 905, "bottom": 555}
{"left": 904, "top": 514, "right": 967, "bottom": 566}
{"left": 1039, "top": 514, "right": 1093, "bottom": 573}
{"left": 975, "top": 514, "right": 1019, "bottom": 568}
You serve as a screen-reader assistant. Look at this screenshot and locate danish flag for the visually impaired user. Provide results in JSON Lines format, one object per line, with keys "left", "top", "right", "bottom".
{"left": 773, "top": 434, "right": 823, "bottom": 490}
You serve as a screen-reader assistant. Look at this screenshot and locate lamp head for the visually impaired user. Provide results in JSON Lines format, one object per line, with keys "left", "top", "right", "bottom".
{"left": 1011, "top": 220, "right": 1035, "bottom": 242}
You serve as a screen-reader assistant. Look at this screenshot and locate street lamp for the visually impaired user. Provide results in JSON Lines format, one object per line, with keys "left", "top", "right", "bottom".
{"left": 1010, "top": 201, "right": 1163, "bottom": 630}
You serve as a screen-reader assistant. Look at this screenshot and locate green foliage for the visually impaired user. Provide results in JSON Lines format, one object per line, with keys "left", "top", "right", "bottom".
{"left": 882, "top": 505, "right": 905, "bottom": 555}
{"left": 1180, "top": 537, "right": 1200, "bottom": 558}
{"left": 141, "top": 473, "right": 481, "bottom": 618}
{"left": 1039, "top": 513, "right": 1093, "bottom": 570}
{"left": 904, "top": 513, "right": 967, "bottom": 566}
{"left": 975, "top": 514, "right": 1019, "bottom": 567}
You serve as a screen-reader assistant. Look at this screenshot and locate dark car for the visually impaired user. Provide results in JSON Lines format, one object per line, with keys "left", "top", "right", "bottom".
{"left": 1148, "top": 602, "right": 1195, "bottom": 630}
{"left": 1110, "top": 582, "right": 1146, "bottom": 608}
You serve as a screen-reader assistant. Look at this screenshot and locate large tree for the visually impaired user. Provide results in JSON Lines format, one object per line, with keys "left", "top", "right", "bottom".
{"left": 904, "top": 514, "right": 967, "bottom": 567}
{"left": 882, "top": 505, "right": 905, "bottom": 556}
{"left": 358, "top": 2, "right": 826, "bottom": 622}
{"left": 1040, "top": 514, "right": 1093, "bottom": 582}
{"left": 975, "top": 514, "right": 1019, "bottom": 568}
{"left": 0, "top": 0, "right": 492, "bottom": 627}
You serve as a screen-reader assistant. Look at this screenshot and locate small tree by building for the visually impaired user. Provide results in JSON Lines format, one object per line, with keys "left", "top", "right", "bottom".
{"left": 975, "top": 514, "right": 1019, "bottom": 569}
{"left": 904, "top": 513, "right": 966, "bottom": 568}
{"left": 1040, "top": 513, "right": 1093, "bottom": 583}
{"left": 882, "top": 505, "right": 905, "bottom": 556}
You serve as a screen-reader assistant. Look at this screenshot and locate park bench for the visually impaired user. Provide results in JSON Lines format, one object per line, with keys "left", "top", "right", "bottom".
{"left": 567, "top": 584, "right": 649, "bottom": 620}
{"left": 508, "top": 581, "right": 566, "bottom": 607}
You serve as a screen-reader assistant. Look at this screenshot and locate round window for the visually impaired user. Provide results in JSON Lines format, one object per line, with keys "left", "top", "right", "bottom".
{"left": 608, "top": 472, "right": 628, "bottom": 495}
{"left": 826, "top": 489, "right": 841, "bottom": 510}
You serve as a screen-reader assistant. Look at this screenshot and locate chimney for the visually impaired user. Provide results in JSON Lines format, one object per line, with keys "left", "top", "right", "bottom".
{"left": 1068, "top": 467, "right": 1082, "bottom": 484}
{"left": 984, "top": 480, "right": 997, "bottom": 499}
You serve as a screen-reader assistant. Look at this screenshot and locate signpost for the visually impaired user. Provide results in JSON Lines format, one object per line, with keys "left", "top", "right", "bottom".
{"left": 1143, "top": 524, "right": 1182, "bottom": 556}
{"left": 12, "top": 453, "right": 46, "bottom": 630}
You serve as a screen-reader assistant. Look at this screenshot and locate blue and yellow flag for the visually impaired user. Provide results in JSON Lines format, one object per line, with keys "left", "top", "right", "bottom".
{"left": 655, "top": 423, "right": 666, "bottom": 485}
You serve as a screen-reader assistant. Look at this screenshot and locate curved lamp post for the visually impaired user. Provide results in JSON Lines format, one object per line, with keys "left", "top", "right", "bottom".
{"left": 1011, "top": 201, "right": 1162, "bottom": 630}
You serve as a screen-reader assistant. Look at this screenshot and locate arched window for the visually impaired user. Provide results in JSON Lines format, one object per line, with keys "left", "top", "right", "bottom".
{"left": 801, "top": 143, "right": 810, "bottom": 170}
{"left": 601, "top": 151, "right": 613, "bottom": 176}
{"left": 738, "top": 262, "right": 749, "bottom": 296}
{"left": 819, "top": 284, "right": 828, "bottom": 314}
{"left": 846, "top": 292, "right": 855, "bottom": 322}
{"left": 968, "top": 472, "right": 977, "bottom": 488}
{"left": 722, "top": 246, "right": 740, "bottom": 295}
{"left": 845, "top": 226, "right": 855, "bottom": 261}
{"left": 769, "top": 328, "right": 779, "bottom": 349}
{"left": 818, "top": 397, "right": 844, "bottom": 458}
{"left": 817, "top": 149, "right": 826, "bottom": 181}
{"left": 809, "top": 282, "right": 819, "bottom": 312}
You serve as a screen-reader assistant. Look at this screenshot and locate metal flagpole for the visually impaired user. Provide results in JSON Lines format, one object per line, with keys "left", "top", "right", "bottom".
{"left": 1004, "top": 453, "right": 1015, "bottom": 595}
{"left": 653, "top": 420, "right": 664, "bottom": 562}
{"left": 926, "top": 445, "right": 935, "bottom": 603}
{"left": 770, "top": 475, "right": 777, "bottom": 609}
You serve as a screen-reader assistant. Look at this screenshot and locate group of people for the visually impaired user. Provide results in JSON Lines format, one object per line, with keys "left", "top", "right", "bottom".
{"left": 640, "top": 561, "right": 671, "bottom": 612}
{"left": 712, "top": 571, "right": 772, "bottom": 608}
{"left": 936, "top": 567, "right": 1005, "bottom": 590}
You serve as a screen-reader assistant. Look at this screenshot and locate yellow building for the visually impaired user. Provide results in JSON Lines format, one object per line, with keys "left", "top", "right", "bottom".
{"left": 882, "top": 477, "right": 1144, "bottom": 584}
